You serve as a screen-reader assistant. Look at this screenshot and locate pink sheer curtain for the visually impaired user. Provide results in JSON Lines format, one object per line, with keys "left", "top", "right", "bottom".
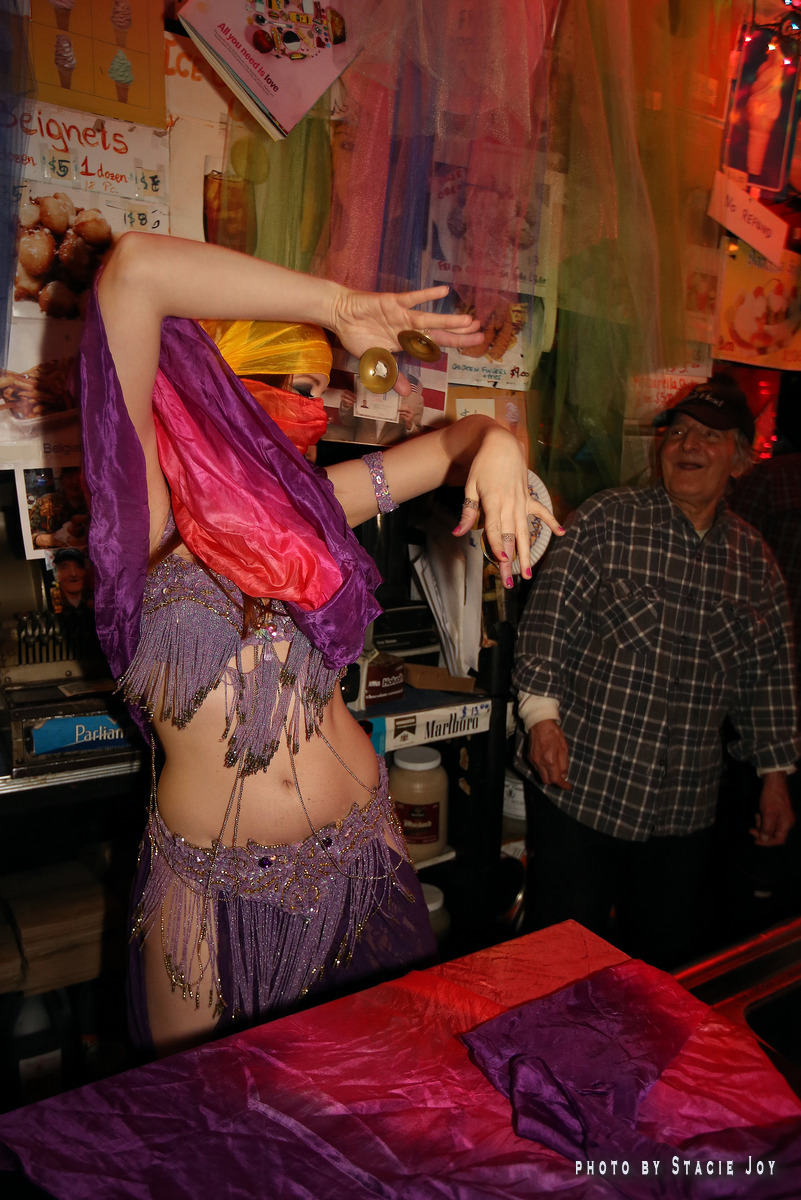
{"left": 318, "top": 0, "right": 561, "bottom": 322}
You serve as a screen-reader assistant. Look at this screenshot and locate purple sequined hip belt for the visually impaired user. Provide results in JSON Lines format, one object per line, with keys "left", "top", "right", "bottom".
{"left": 130, "top": 758, "right": 417, "bottom": 1027}
{"left": 149, "top": 759, "right": 404, "bottom": 916}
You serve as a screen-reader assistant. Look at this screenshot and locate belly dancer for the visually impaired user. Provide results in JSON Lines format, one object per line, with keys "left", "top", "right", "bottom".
{"left": 78, "top": 233, "right": 560, "bottom": 1055}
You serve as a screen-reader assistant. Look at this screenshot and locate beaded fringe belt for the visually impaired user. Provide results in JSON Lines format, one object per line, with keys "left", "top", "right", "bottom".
{"left": 131, "top": 762, "right": 410, "bottom": 1023}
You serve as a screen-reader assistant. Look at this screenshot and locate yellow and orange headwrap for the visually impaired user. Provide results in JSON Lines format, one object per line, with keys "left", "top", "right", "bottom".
{"left": 200, "top": 319, "right": 333, "bottom": 381}
{"left": 200, "top": 319, "right": 332, "bottom": 454}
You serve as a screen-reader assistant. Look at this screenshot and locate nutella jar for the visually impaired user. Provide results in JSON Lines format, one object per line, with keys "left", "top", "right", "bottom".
{"left": 390, "top": 746, "right": 448, "bottom": 863}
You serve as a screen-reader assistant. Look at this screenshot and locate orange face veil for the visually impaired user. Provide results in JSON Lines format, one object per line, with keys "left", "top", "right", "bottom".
{"left": 199, "top": 319, "right": 332, "bottom": 455}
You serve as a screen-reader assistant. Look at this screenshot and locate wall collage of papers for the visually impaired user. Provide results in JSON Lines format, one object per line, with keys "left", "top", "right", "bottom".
{"left": 9, "top": 5, "right": 801, "bottom": 618}
{"left": 4, "top": 0, "right": 170, "bottom": 615}
{"left": 4, "top": 0, "right": 555, "bottom": 627}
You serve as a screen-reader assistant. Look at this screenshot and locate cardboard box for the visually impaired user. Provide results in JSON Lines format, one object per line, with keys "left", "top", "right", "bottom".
{"left": 0, "top": 914, "right": 23, "bottom": 993}
{"left": 348, "top": 652, "right": 405, "bottom": 710}
{"left": 0, "top": 861, "right": 123, "bottom": 995}
{"left": 401, "top": 662, "right": 477, "bottom": 694}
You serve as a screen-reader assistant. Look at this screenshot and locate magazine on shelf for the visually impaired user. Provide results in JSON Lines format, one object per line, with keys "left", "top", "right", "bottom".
{"left": 178, "top": 0, "right": 354, "bottom": 140}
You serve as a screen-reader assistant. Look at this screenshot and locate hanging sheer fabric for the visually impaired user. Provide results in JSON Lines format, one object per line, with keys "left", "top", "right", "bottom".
{"left": 202, "top": 1, "right": 754, "bottom": 512}
{"left": 319, "top": 0, "right": 561, "bottom": 325}
{"left": 533, "top": 0, "right": 749, "bottom": 510}
{"left": 210, "top": 2, "right": 559, "bottom": 326}
{"left": 213, "top": 97, "right": 333, "bottom": 275}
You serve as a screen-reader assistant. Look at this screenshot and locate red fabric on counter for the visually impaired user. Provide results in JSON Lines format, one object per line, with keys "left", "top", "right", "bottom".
{"left": 0, "top": 924, "right": 798, "bottom": 1199}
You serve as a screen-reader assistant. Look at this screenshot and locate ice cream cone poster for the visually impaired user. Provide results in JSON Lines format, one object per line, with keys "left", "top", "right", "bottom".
{"left": 27, "top": 0, "right": 165, "bottom": 127}
{"left": 721, "top": 25, "right": 801, "bottom": 195}
{"left": 716, "top": 239, "right": 801, "bottom": 369}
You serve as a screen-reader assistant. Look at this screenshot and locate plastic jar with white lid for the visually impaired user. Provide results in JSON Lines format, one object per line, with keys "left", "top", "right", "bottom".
{"left": 502, "top": 768, "right": 527, "bottom": 843}
{"left": 421, "top": 882, "right": 451, "bottom": 943}
{"left": 390, "top": 745, "right": 448, "bottom": 863}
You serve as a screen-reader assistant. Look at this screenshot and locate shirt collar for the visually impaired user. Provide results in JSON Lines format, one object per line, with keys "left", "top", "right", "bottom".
{"left": 652, "top": 484, "right": 732, "bottom": 541}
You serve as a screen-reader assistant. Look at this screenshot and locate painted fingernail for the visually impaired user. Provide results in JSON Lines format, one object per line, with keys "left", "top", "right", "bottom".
{"left": 501, "top": 552, "right": 508, "bottom": 561}
{"left": 452, "top": 525, "right": 462, "bottom": 535}
{"left": 504, "top": 576, "right": 514, "bottom": 589}
{"left": 524, "top": 567, "right": 532, "bottom": 579}
{"left": 557, "top": 526, "right": 565, "bottom": 533}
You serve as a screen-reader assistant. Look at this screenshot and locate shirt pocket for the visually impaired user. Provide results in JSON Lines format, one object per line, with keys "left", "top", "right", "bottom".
{"left": 706, "top": 600, "right": 757, "bottom": 677}
{"left": 591, "top": 578, "right": 662, "bottom": 655}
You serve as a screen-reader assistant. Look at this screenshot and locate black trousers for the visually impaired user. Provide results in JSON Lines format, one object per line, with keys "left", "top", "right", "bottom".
{"left": 523, "top": 782, "right": 714, "bottom": 970}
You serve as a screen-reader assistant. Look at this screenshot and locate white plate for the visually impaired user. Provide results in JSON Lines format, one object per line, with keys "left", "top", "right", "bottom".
{"left": 480, "top": 469, "right": 554, "bottom": 573}
{"left": 525, "top": 469, "right": 554, "bottom": 569}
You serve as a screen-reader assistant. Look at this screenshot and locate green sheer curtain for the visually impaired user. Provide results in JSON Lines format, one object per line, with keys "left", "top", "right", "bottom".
{"left": 214, "top": 96, "right": 332, "bottom": 276}
{"left": 532, "top": 0, "right": 749, "bottom": 513}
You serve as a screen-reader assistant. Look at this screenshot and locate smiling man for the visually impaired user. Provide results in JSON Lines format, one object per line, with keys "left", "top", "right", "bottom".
{"left": 513, "top": 375, "right": 799, "bottom": 969}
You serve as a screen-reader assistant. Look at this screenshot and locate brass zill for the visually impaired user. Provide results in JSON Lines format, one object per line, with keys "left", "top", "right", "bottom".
{"left": 398, "top": 329, "right": 442, "bottom": 363}
{"left": 358, "top": 347, "right": 399, "bottom": 393}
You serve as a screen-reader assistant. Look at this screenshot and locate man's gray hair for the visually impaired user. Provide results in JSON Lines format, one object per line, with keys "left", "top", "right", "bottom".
{"left": 733, "top": 429, "right": 755, "bottom": 474}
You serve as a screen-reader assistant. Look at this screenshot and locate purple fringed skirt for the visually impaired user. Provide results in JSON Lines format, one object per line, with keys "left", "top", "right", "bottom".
{"left": 128, "top": 762, "right": 436, "bottom": 1051}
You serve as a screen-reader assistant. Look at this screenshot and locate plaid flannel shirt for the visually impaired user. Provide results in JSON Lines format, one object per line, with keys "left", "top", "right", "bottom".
{"left": 513, "top": 486, "right": 799, "bottom": 841}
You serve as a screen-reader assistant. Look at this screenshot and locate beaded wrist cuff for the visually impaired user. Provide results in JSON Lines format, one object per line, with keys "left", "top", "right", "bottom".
{"left": 363, "top": 450, "right": 399, "bottom": 514}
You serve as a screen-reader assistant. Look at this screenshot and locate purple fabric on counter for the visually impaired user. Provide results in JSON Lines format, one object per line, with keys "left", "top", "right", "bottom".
{"left": 0, "top": 1101, "right": 397, "bottom": 1200}
{"left": 1, "top": 934, "right": 800, "bottom": 1199}
{"left": 77, "top": 288, "right": 381, "bottom": 696}
{"left": 463, "top": 959, "right": 801, "bottom": 1199}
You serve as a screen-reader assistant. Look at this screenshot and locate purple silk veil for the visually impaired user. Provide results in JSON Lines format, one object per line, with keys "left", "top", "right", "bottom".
{"left": 77, "top": 286, "right": 381, "bottom": 694}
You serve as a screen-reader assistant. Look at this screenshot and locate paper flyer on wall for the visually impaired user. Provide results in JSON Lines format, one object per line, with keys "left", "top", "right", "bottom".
{"left": 322, "top": 350, "right": 450, "bottom": 446}
{"left": 178, "top": 0, "right": 354, "bottom": 141}
{"left": 445, "top": 386, "right": 530, "bottom": 462}
{"left": 684, "top": 244, "right": 723, "bottom": 347}
{"left": 27, "top": 0, "right": 166, "bottom": 128}
{"left": 0, "top": 318, "right": 84, "bottom": 466}
{"left": 14, "top": 461, "right": 98, "bottom": 629}
{"left": 14, "top": 458, "right": 86, "bottom": 555}
{"left": 715, "top": 239, "right": 801, "bottom": 369}
{"left": 444, "top": 290, "right": 538, "bottom": 392}
{"left": 708, "top": 170, "right": 788, "bottom": 262}
{"left": 625, "top": 348, "right": 713, "bottom": 423}
{"left": 427, "top": 151, "right": 543, "bottom": 297}
{"left": 720, "top": 23, "right": 801, "bottom": 196}
{"left": 2, "top": 101, "right": 169, "bottom": 469}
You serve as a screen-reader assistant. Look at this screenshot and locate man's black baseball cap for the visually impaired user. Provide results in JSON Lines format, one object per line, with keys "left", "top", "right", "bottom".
{"left": 655, "top": 374, "right": 755, "bottom": 442}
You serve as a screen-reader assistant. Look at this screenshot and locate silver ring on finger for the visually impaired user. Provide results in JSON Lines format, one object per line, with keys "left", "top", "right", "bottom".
{"left": 462, "top": 497, "right": 480, "bottom": 511}
{"left": 501, "top": 532, "right": 516, "bottom": 544}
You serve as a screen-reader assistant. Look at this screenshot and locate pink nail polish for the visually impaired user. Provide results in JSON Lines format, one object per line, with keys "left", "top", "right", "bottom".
{"left": 524, "top": 568, "right": 532, "bottom": 579}
{"left": 501, "top": 552, "right": 508, "bottom": 561}
{"left": 452, "top": 526, "right": 462, "bottom": 535}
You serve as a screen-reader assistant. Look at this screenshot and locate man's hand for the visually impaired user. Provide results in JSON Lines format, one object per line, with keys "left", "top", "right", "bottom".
{"left": 527, "top": 719, "right": 571, "bottom": 789}
{"left": 750, "top": 771, "right": 796, "bottom": 846}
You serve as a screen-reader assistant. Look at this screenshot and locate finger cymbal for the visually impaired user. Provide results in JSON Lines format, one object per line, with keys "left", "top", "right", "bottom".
{"left": 359, "top": 347, "right": 399, "bottom": 394}
{"left": 398, "top": 329, "right": 442, "bottom": 363}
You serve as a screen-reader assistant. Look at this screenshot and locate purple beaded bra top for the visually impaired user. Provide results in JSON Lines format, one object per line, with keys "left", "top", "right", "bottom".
{"left": 121, "top": 550, "right": 344, "bottom": 774}
{"left": 123, "top": 549, "right": 409, "bottom": 1027}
